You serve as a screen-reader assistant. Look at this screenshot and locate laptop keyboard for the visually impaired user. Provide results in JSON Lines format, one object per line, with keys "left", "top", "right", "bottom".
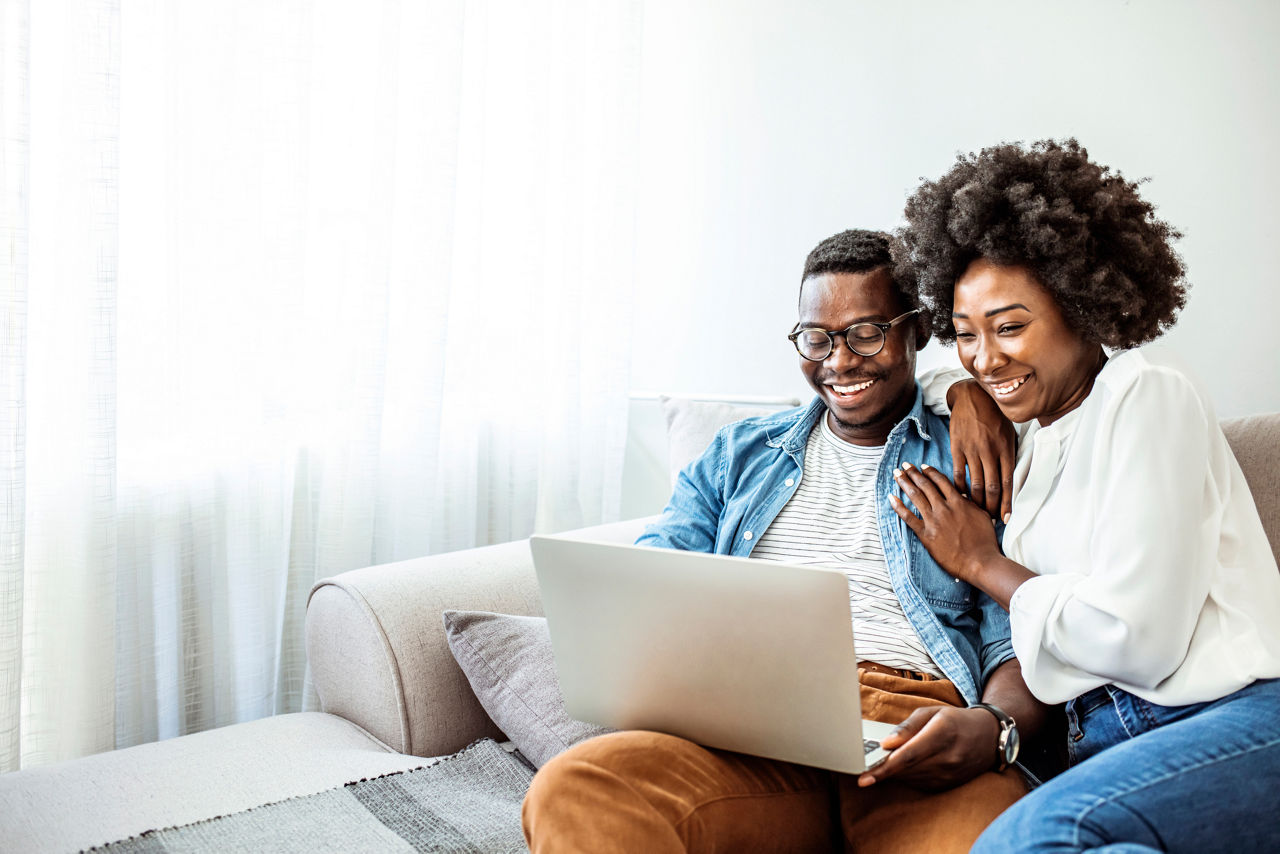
{"left": 863, "top": 739, "right": 881, "bottom": 755}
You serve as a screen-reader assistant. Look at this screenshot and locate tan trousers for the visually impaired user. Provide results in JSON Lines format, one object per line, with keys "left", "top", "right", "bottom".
{"left": 522, "top": 670, "right": 1028, "bottom": 853}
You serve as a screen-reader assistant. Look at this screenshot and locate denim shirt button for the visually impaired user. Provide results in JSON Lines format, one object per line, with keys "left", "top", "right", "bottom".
{"left": 784, "top": 478, "right": 794, "bottom": 487}
{"left": 743, "top": 531, "right": 753, "bottom": 540}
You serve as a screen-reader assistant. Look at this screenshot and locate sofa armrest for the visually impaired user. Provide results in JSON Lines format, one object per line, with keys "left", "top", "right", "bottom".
{"left": 305, "top": 516, "right": 653, "bottom": 758}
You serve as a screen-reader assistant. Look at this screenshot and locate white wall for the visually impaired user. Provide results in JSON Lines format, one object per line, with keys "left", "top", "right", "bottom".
{"left": 629, "top": 0, "right": 1280, "bottom": 418}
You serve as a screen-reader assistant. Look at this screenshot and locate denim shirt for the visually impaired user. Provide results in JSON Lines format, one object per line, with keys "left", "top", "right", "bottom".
{"left": 637, "top": 387, "right": 1014, "bottom": 705}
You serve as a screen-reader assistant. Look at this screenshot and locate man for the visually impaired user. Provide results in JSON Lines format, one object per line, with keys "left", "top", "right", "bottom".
{"left": 523, "top": 230, "right": 1046, "bottom": 853}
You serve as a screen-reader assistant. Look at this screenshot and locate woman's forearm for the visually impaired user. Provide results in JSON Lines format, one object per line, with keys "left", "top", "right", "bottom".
{"left": 964, "top": 553, "right": 1035, "bottom": 612}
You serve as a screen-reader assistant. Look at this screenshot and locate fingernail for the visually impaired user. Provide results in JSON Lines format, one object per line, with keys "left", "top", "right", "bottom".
{"left": 922, "top": 464, "right": 934, "bottom": 471}
{"left": 1003, "top": 513, "right": 1011, "bottom": 523}
{"left": 901, "top": 462, "right": 915, "bottom": 471}
{"left": 893, "top": 468, "right": 903, "bottom": 478}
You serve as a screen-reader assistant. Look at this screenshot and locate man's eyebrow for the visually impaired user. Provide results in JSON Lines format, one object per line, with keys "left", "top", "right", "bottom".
{"left": 797, "top": 314, "right": 890, "bottom": 328}
{"left": 951, "top": 303, "right": 1030, "bottom": 319}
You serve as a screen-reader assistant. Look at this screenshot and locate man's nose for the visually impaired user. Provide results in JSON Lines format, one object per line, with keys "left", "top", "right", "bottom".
{"left": 824, "top": 335, "right": 864, "bottom": 370}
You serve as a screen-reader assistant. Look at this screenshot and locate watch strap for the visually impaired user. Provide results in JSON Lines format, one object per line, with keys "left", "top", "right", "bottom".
{"left": 970, "top": 702, "right": 1019, "bottom": 772}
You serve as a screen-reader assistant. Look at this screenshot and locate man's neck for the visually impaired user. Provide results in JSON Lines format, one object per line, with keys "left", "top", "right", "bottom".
{"left": 821, "top": 412, "right": 887, "bottom": 449}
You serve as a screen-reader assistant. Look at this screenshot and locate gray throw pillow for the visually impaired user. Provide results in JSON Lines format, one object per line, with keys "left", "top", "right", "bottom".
{"left": 442, "top": 610, "right": 613, "bottom": 768}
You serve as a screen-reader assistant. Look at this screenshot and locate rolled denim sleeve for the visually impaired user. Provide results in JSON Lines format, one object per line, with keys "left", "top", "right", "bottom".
{"left": 978, "top": 521, "right": 1017, "bottom": 684}
{"left": 636, "top": 430, "right": 727, "bottom": 552}
{"left": 977, "top": 591, "right": 1017, "bottom": 684}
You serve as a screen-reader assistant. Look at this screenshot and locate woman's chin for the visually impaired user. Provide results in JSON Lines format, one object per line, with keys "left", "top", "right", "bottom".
{"left": 993, "top": 399, "right": 1035, "bottom": 424}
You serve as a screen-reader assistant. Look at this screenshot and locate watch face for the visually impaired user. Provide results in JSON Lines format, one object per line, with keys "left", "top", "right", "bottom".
{"left": 1002, "top": 725, "right": 1021, "bottom": 764}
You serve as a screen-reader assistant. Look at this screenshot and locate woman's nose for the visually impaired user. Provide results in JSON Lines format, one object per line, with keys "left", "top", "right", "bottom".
{"left": 972, "top": 335, "right": 1006, "bottom": 375}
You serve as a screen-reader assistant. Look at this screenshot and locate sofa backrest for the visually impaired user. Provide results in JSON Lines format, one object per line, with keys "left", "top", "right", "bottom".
{"left": 1222, "top": 412, "right": 1280, "bottom": 571}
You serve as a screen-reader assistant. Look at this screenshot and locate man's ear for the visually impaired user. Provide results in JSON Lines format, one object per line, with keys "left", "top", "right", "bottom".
{"left": 914, "top": 310, "right": 932, "bottom": 352}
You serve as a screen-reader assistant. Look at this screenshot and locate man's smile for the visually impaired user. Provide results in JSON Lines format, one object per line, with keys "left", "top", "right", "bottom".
{"left": 831, "top": 379, "right": 876, "bottom": 394}
{"left": 825, "top": 377, "right": 880, "bottom": 404}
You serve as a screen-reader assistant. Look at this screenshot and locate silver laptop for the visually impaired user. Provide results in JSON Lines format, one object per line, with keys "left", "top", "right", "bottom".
{"left": 529, "top": 535, "right": 896, "bottom": 774}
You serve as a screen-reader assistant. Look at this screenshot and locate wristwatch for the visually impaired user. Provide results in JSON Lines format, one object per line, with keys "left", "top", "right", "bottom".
{"left": 971, "top": 703, "right": 1020, "bottom": 772}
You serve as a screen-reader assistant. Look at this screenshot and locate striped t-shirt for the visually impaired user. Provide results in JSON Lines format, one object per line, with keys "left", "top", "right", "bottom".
{"left": 750, "top": 415, "right": 944, "bottom": 676}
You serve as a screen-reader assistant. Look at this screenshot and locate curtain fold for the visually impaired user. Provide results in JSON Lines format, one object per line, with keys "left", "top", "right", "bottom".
{"left": 1, "top": 0, "right": 641, "bottom": 772}
{"left": 0, "top": 0, "right": 30, "bottom": 775}
{"left": 19, "top": 0, "right": 121, "bottom": 768}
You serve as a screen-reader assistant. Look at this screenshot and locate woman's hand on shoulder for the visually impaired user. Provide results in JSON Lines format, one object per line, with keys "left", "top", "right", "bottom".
{"left": 946, "top": 379, "right": 1016, "bottom": 522}
{"left": 888, "top": 463, "right": 1001, "bottom": 586}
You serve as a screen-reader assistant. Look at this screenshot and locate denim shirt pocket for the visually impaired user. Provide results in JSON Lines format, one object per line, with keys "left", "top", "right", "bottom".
{"left": 717, "top": 443, "right": 803, "bottom": 556}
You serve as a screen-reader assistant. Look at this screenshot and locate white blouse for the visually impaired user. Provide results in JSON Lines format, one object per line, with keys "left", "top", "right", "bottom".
{"left": 1002, "top": 347, "right": 1280, "bottom": 706}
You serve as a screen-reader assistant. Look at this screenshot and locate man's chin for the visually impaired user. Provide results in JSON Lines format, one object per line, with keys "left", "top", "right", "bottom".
{"left": 826, "top": 390, "right": 883, "bottom": 423}
{"left": 824, "top": 389, "right": 914, "bottom": 440}
{"left": 829, "top": 409, "right": 884, "bottom": 433}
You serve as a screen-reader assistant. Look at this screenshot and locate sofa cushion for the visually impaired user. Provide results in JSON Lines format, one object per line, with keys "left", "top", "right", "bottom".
{"left": 1222, "top": 412, "right": 1280, "bottom": 568}
{"left": 660, "top": 395, "right": 801, "bottom": 484}
{"left": 443, "top": 610, "right": 612, "bottom": 768}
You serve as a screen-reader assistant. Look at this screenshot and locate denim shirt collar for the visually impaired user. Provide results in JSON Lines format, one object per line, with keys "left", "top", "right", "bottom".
{"left": 767, "top": 385, "right": 932, "bottom": 452}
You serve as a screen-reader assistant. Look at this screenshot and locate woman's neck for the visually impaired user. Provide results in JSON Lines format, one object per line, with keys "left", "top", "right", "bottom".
{"left": 1037, "top": 346, "right": 1109, "bottom": 428}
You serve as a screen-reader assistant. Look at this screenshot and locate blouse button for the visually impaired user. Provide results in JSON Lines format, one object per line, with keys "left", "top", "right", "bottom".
{"left": 743, "top": 531, "right": 753, "bottom": 541}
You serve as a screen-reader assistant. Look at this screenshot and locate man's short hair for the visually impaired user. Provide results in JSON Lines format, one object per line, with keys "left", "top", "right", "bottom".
{"left": 802, "top": 229, "right": 893, "bottom": 280}
{"left": 801, "top": 229, "right": 918, "bottom": 317}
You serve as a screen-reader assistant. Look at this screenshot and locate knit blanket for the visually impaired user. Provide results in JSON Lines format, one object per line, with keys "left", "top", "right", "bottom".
{"left": 90, "top": 739, "right": 535, "bottom": 853}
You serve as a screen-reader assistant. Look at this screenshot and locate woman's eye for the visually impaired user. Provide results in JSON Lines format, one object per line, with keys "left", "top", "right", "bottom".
{"left": 998, "top": 323, "right": 1025, "bottom": 335}
{"left": 954, "top": 330, "right": 975, "bottom": 341}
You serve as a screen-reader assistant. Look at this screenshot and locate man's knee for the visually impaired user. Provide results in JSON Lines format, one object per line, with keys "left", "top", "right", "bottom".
{"left": 523, "top": 732, "right": 646, "bottom": 821}
{"left": 522, "top": 732, "right": 705, "bottom": 854}
{"left": 523, "top": 731, "right": 835, "bottom": 853}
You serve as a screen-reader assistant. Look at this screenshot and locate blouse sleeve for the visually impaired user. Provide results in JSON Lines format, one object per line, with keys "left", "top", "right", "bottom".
{"left": 917, "top": 366, "right": 970, "bottom": 416}
{"left": 1009, "top": 365, "right": 1217, "bottom": 693}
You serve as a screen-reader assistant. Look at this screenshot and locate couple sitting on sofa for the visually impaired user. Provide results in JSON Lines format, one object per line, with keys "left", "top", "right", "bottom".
{"left": 523, "top": 140, "right": 1280, "bottom": 853}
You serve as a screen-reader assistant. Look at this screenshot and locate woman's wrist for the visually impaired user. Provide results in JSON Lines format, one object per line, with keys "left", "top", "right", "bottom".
{"left": 960, "top": 547, "right": 1002, "bottom": 587}
{"left": 962, "top": 553, "right": 1029, "bottom": 611}
{"left": 946, "top": 377, "right": 979, "bottom": 410}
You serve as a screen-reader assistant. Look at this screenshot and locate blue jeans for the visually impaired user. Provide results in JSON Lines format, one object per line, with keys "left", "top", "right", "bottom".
{"left": 972, "top": 678, "right": 1280, "bottom": 853}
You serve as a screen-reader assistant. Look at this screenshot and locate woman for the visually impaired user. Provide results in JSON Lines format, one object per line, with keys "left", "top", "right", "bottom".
{"left": 889, "top": 139, "right": 1280, "bottom": 852}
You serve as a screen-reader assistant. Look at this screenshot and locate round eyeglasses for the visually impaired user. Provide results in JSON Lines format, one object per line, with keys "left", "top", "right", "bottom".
{"left": 787, "top": 309, "right": 920, "bottom": 361}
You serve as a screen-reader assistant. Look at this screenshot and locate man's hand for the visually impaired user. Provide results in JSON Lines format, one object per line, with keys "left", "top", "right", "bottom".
{"left": 856, "top": 706, "right": 1001, "bottom": 791}
{"left": 946, "top": 379, "right": 1016, "bottom": 522}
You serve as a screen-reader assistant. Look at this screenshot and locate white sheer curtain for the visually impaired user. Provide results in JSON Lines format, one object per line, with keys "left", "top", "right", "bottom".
{"left": 1, "top": 0, "right": 640, "bottom": 772}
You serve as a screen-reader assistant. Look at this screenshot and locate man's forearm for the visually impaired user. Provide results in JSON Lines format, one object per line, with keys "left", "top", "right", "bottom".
{"left": 980, "top": 658, "right": 1047, "bottom": 742}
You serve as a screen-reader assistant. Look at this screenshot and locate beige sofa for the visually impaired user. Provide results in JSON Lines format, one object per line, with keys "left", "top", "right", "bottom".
{"left": 1, "top": 415, "right": 1276, "bottom": 853}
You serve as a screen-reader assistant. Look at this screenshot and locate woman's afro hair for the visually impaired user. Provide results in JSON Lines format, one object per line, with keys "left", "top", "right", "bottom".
{"left": 893, "top": 139, "right": 1187, "bottom": 348}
